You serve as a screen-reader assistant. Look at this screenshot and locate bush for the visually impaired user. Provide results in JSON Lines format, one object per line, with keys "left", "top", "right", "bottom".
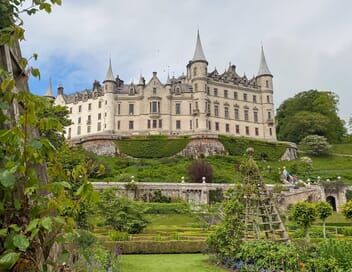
{"left": 188, "top": 160, "right": 213, "bottom": 183}
{"left": 98, "top": 189, "right": 148, "bottom": 234}
{"left": 149, "top": 190, "right": 171, "bottom": 203}
{"left": 144, "top": 203, "right": 190, "bottom": 214}
{"left": 117, "top": 136, "right": 190, "bottom": 158}
{"left": 219, "top": 135, "right": 288, "bottom": 161}
{"left": 104, "top": 240, "right": 205, "bottom": 254}
{"left": 300, "top": 135, "right": 331, "bottom": 156}
{"left": 108, "top": 231, "right": 130, "bottom": 241}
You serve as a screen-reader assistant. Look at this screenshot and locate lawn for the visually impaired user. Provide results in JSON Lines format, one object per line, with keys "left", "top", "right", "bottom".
{"left": 145, "top": 214, "right": 204, "bottom": 231}
{"left": 119, "top": 254, "right": 227, "bottom": 272}
{"left": 330, "top": 144, "right": 352, "bottom": 155}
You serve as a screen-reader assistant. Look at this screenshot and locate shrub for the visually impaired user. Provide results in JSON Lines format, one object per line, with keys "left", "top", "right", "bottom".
{"left": 108, "top": 231, "right": 130, "bottom": 241}
{"left": 300, "top": 135, "right": 331, "bottom": 156}
{"left": 144, "top": 203, "right": 190, "bottom": 214}
{"left": 342, "top": 200, "right": 352, "bottom": 220}
{"left": 117, "top": 136, "right": 190, "bottom": 158}
{"left": 290, "top": 202, "right": 317, "bottom": 239}
{"left": 98, "top": 189, "right": 148, "bottom": 234}
{"left": 149, "top": 190, "right": 171, "bottom": 203}
{"left": 188, "top": 160, "right": 213, "bottom": 183}
{"left": 317, "top": 239, "right": 352, "bottom": 270}
{"left": 219, "top": 135, "right": 288, "bottom": 161}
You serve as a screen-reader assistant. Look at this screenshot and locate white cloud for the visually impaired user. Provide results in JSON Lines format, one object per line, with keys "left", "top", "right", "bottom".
{"left": 22, "top": 0, "right": 352, "bottom": 122}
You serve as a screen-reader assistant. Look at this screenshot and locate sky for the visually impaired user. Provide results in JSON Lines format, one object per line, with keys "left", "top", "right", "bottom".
{"left": 21, "top": 0, "right": 352, "bottom": 123}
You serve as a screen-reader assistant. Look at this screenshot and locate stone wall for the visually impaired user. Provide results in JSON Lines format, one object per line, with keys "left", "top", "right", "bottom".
{"left": 178, "top": 136, "right": 227, "bottom": 158}
{"left": 81, "top": 139, "right": 116, "bottom": 156}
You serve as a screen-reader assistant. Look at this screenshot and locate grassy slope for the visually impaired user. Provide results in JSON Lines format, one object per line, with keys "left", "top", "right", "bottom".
{"left": 120, "top": 254, "right": 227, "bottom": 272}
{"left": 330, "top": 144, "right": 352, "bottom": 155}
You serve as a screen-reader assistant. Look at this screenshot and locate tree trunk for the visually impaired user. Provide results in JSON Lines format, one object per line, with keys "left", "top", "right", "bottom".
{"left": 323, "top": 220, "right": 326, "bottom": 239}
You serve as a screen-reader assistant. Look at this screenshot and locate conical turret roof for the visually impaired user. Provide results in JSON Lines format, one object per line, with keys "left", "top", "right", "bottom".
{"left": 192, "top": 30, "right": 207, "bottom": 63}
{"left": 257, "top": 46, "right": 272, "bottom": 76}
{"left": 104, "top": 58, "right": 115, "bottom": 82}
{"left": 44, "top": 78, "right": 54, "bottom": 98}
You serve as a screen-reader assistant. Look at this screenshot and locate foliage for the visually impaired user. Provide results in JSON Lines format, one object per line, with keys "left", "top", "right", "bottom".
{"left": 144, "top": 203, "right": 190, "bottom": 214}
{"left": 108, "top": 230, "right": 130, "bottom": 241}
{"left": 300, "top": 134, "right": 331, "bottom": 156}
{"left": 98, "top": 189, "right": 147, "bottom": 234}
{"left": 290, "top": 202, "right": 317, "bottom": 239}
{"left": 207, "top": 187, "right": 244, "bottom": 260}
{"left": 276, "top": 90, "right": 346, "bottom": 143}
{"left": 219, "top": 135, "right": 288, "bottom": 161}
{"left": 188, "top": 160, "right": 213, "bottom": 183}
{"left": 149, "top": 190, "right": 171, "bottom": 203}
{"left": 316, "top": 201, "right": 333, "bottom": 239}
{"left": 316, "top": 239, "right": 352, "bottom": 270}
{"left": 342, "top": 200, "right": 352, "bottom": 220}
{"left": 118, "top": 136, "right": 190, "bottom": 158}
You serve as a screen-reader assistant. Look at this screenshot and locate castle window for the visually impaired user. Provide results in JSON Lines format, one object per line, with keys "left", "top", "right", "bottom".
{"left": 176, "top": 120, "right": 181, "bottom": 129}
{"left": 150, "top": 101, "right": 159, "bottom": 113}
{"left": 68, "top": 127, "right": 71, "bottom": 139}
{"left": 78, "top": 117, "right": 81, "bottom": 124}
{"left": 255, "top": 127, "right": 259, "bottom": 136}
{"left": 234, "top": 108, "right": 239, "bottom": 120}
{"left": 193, "top": 67, "right": 197, "bottom": 77}
{"left": 214, "top": 105, "right": 219, "bottom": 117}
{"left": 244, "top": 110, "right": 249, "bottom": 121}
{"left": 190, "top": 120, "right": 193, "bottom": 130}
{"left": 207, "top": 87, "right": 210, "bottom": 95}
{"left": 97, "top": 122, "right": 101, "bottom": 131}
{"left": 196, "top": 119, "right": 198, "bottom": 129}
{"left": 253, "top": 95, "right": 257, "bottom": 103}
{"left": 98, "top": 101, "right": 102, "bottom": 108}
{"left": 245, "top": 126, "right": 250, "bottom": 135}
{"left": 224, "top": 106, "right": 229, "bottom": 119}
{"left": 87, "top": 115, "right": 91, "bottom": 124}
{"left": 129, "top": 104, "right": 134, "bottom": 115}
{"left": 117, "top": 104, "right": 121, "bottom": 115}
{"left": 269, "top": 128, "right": 273, "bottom": 136}
{"left": 254, "top": 111, "right": 258, "bottom": 123}
{"left": 77, "top": 126, "right": 81, "bottom": 135}
{"left": 88, "top": 103, "right": 92, "bottom": 110}
{"left": 189, "top": 103, "right": 192, "bottom": 114}
{"left": 117, "top": 121, "right": 120, "bottom": 130}
{"left": 215, "top": 122, "right": 219, "bottom": 131}
{"left": 268, "top": 111, "right": 272, "bottom": 120}
{"left": 87, "top": 126, "right": 91, "bottom": 133}
{"left": 105, "top": 100, "right": 107, "bottom": 105}
{"left": 208, "top": 120, "right": 211, "bottom": 130}
{"left": 105, "top": 112, "right": 107, "bottom": 117}
{"left": 152, "top": 120, "right": 157, "bottom": 128}
{"left": 234, "top": 92, "right": 238, "bottom": 100}
{"left": 148, "top": 120, "right": 151, "bottom": 129}
{"left": 175, "top": 103, "right": 181, "bottom": 115}
{"left": 69, "top": 107, "right": 72, "bottom": 113}
{"left": 159, "top": 119, "right": 162, "bottom": 128}
{"left": 194, "top": 83, "right": 198, "bottom": 92}
{"left": 266, "top": 80, "right": 269, "bottom": 88}
{"left": 129, "top": 121, "right": 134, "bottom": 130}
{"left": 267, "top": 95, "right": 270, "bottom": 103}
{"left": 214, "top": 88, "right": 218, "bottom": 96}
{"left": 224, "top": 90, "right": 228, "bottom": 98}
{"left": 207, "top": 102, "right": 211, "bottom": 114}
{"left": 78, "top": 105, "right": 82, "bottom": 112}
{"left": 243, "top": 93, "right": 248, "bottom": 101}
{"left": 226, "top": 123, "right": 230, "bottom": 132}
{"left": 98, "top": 113, "right": 101, "bottom": 120}
{"left": 153, "top": 88, "right": 157, "bottom": 95}
{"left": 195, "top": 102, "right": 199, "bottom": 110}
{"left": 235, "top": 125, "right": 240, "bottom": 134}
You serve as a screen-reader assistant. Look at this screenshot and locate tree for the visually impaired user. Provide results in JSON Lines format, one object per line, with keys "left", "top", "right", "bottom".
{"left": 188, "top": 160, "right": 213, "bottom": 183}
{"left": 300, "top": 135, "right": 331, "bottom": 156}
{"left": 290, "top": 202, "right": 317, "bottom": 240}
{"left": 342, "top": 201, "right": 352, "bottom": 221}
{"left": 315, "top": 201, "right": 333, "bottom": 239}
{"left": 98, "top": 189, "right": 147, "bottom": 234}
{"left": 276, "top": 90, "right": 346, "bottom": 143}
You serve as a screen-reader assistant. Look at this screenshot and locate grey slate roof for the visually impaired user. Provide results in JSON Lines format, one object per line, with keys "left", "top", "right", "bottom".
{"left": 192, "top": 31, "right": 207, "bottom": 63}
{"left": 44, "top": 78, "right": 54, "bottom": 97}
{"left": 104, "top": 59, "right": 115, "bottom": 81}
{"left": 257, "top": 46, "right": 272, "bottom": 76}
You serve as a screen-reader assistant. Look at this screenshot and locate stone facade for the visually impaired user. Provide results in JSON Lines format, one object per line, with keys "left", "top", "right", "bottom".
{"left": 53, "top": 32, "right": 277, "bottom": 143}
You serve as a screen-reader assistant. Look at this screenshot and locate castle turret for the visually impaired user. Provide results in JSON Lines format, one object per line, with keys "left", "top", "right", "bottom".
{"left": 188, "top": 30, "right": 208, "bottom": 132}
{"left": 103, "top": 59, "right": 116, "bottom": 133}
{"left": 44, "top": 78, "right": 55, "bottom": 100}
{"left": 256, "top": 46, "right": 276, "bottom": 140}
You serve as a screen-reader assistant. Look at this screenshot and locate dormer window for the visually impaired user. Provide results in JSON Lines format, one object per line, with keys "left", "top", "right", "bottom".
{"left": 129, "top": 87, "right": 135, "bottom": 95}
{"left": 153, "top": 88, "right": 157, "bottom": 95}
{"left": 175, "top": 87, "right": 181, "bottom": 95}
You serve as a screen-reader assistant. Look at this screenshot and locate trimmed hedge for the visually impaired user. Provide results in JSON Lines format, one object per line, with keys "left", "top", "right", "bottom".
{"left": 219, "top": 135, "right": 288, "bottom": 161}
{"left": 144, "top": 203, "right": 190, "bottom": 214}
{"left": 118, "top": 136, "right": 190, "bottom": 158}
{"left": 104, "top": 240, "right": 205, "bottom": 254}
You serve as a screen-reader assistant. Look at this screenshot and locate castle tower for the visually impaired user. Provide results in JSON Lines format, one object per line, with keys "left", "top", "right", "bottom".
{"left": 44, "top": 78, "right": 55, "bottom": 100}
{"left": 256, "top": 46, "right": 276, "bottom": 140}
{"left": 188, "top": 30, "right": 208, "bottom": 132}
{"left": 103, "top": 59, "right": 117, "bottom": 133}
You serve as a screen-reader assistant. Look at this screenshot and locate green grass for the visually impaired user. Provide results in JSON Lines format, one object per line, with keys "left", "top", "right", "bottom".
{"left": 145, "top": 214, "right": 204, "bottom": 231}
{"left": 330, "top": 144, "right": 352, "bottom": 155}
{"left": 119, "top": 254, "right": 227, "bottom": 272}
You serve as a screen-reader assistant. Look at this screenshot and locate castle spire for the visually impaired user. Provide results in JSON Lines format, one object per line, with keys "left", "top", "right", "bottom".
{"left": 257, "top": 46, "right": 272, "bottom": 76}
{"left": 192, "top": 30, "right": 207, "bottom": 63}
{"left": 104, "top": 58, "right": 115, "bottom": 82}
{"left": 44, "top": 77, "right": 54, "bottom": 98}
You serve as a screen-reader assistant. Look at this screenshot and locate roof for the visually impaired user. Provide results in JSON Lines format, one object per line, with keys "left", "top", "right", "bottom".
{"left": 104, "top": 58, "right": 115, "bottom": 81}
{"left": 192, "top": 30, "right": 207, "bottom": 63}
{"left": 44, "top": 78, "right": 54, "bottom": 97}
{"left": 257, "top": 46, "right": 272, "bottom": 76}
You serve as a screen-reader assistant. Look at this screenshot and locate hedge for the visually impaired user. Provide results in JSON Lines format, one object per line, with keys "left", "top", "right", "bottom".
{"left": 117, "top": 136, "right": 190, "bottom": 158}
{"left": 219, "top": 135, "right": 288, "bottom": 161}
{"left": 144, "top": 203, "right": 190, "bottom": 214}
{"left": 104, "top": 240, "right": 205, "bottom": 254}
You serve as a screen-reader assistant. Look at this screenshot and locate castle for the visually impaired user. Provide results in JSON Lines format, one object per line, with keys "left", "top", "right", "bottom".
{"left": 49, "top": 32, "right": 276, "bottom": 141}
